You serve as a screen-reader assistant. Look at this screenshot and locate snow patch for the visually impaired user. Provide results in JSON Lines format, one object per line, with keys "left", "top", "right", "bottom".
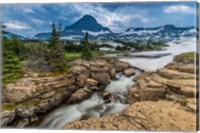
{"left": 82, "top": 30, "right": 111, "bottom": 36}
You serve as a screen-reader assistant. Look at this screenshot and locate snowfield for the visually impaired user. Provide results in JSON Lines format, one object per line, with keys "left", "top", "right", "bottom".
{"left": 108, "top": 37, "right": 196, "bottom": 71}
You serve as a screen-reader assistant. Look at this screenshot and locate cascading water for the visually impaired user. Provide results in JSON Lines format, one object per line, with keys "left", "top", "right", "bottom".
{"left": 39, "top": 68, "right": 142, "bottom": 129}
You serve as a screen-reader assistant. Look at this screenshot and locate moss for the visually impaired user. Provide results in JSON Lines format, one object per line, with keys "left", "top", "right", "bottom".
{"left": 174, "top": 52, "right": 197, "bottom": 63}
{"left": 2, "top": 99, "right": 40, "bottom": 111}
{"left": 178, "top": 100, "right": 188, "bottom": 107}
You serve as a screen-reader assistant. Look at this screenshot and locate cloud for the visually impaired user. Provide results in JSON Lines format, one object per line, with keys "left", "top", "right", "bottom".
{"left": 71, "top": 4, "right": 151, "bottom": 32}
{"left": 164, "top": 5, "right": 195, "bottom": 14}
{"left": 23, "top": 8, "right": 34, "bottom": 13}
{"left": 4, "top": 21, "right": 32, "bottom": 30}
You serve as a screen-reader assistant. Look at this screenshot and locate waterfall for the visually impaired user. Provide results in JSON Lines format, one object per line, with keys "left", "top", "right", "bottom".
{"left": 39, "top": 68, "right": 142, "bottom": 129}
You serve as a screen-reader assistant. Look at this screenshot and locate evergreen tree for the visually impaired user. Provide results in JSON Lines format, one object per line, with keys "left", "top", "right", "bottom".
{"left": 48, "top": 22, "right": 68, "bottom": 71}
{"left": 49, "top": 21, "right": 59, "bottom": 48}
{"left": 2, "top": 50, "right": 23, "bottom": 83}
{"left": 2, "top": 26, "right": 23, "bottom": 83}
{"left": 81, "top": 32, "right": 92, "bottom": 60}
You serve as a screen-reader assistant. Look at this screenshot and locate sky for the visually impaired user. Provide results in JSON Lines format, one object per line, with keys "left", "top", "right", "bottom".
{"left": 1, "top": 2, "right": 198, "bottom": 37}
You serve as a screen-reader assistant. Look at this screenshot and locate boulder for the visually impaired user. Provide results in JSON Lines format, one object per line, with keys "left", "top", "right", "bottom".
{"left": 128, "top": 87, "right": 166, "bottom": 104}
{"left": 67, "top": 88, "right": 93, "bottom": 103}
{"left": 101, "top": 91, "right": 111, "bottom": 100}
{"left": 91, "top": 73, "right": 111, "bottom": 84}
{"left": 124, "top": 68, "right": 135, "bottom": 76}
{"left": 86, "top": 78, "right": 98, "bottom": 86}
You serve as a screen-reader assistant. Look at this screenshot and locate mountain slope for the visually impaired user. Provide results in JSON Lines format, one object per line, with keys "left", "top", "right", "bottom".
{"left": 98, "top": 24, "right": 196, "bottom": 42}
{"left": 34, "top": 15, "right": 113, "bottom": 40}
{"left": 34, "top": 15, "right": 196, "bottom": 42}
{"left": 2, "top": 31, "right": 27, "bottom": 40}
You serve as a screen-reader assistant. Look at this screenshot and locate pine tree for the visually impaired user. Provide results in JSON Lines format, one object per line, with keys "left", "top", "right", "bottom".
{"left": 2, "top": 26, "right": 23, "bottom": 83}
{"left": 49, "top": 21, "right": 59, "bottom": 48}
{"left": 48, "top": 22, "right": 68, "bottom": 71}
{"left": 81, "top": 32, "right": 92, "bottom": 60}
{"left": 2, "top": 50, "right": 23, "bottom": 84}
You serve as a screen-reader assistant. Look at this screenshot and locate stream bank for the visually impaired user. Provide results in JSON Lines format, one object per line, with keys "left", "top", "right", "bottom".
{"left": 64, "top": 54, "right": 198, "bottom": 131}
{"left": 1, "top": 57, "right": 134, "bottom": 128}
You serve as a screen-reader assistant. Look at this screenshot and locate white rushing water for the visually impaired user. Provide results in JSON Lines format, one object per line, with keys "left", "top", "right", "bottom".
{"left": 107, "top": 37, "right": 196, "bottom": 71}
{"left": 39, "top": 69, "right": 142, "bottom": 129}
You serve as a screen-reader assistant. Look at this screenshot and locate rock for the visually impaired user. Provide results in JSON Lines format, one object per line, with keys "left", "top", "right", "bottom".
{"left": 158, "top": 68, "right": 194, "bottom": 79}
{"left": 124, "top": 68, "right": 135, "bottom": 76}
{"left": 89, "top": 86, "right": 99, "bottom": 91}
{"left": 101, "top": 91, "right": 111, "bottom": 100}
{"left": 128, "top": 87, "right": 166, "bottom": 104}
{"left": 91, "top": 73, "right": 111, "bottom": 84}
{"left": 15, "top": 106, "right": 36, "bottom": 118}
{"left": 178, "top": 65, "right": 195, "bottom": 74}
{"left": 1, "top": 58, "right": 131, "bottom": 128}
{"left": 133, "top": 72, "right": 152, "bottom": 81}
{"left": 113, "top": 61, "right": 130, "bottom": 72}
{"left": 23, "top": 74, "right": 28, "bottom": 77}
{"left": 67, "top": 88, "right": 93, "bottom": 103}
{"left": 109, "top": 68, "right": 116, "bottom": 78}
{"left": 64, "top": 100, "right": 196, "bottom": 131}
{"left": 16, "top": 118, "right": 30, "bottom": 128}
{"left": 86, "top": 78, "right": 98, "bottom": 86}
{"left": 32, "top": 73, "right": 39, "bottom": 78}
{"left": 2, "top": 74, "right": 75, "bottom": 103}
{"left": 1, "top": 110, "right": 16, "bottom": 127}
{"left": 69, "top": 66, "right": 87, "bottom": 75}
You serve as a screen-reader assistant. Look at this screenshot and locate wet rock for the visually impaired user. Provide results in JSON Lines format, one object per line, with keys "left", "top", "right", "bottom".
{"left": 101, "top": 91, "right": 111, "bottom": 100}
{"left": 16, "top": 118, "right": 30, "bottom": 128}
{"left": 1, "top": 110, "right": 16, "bottom": 127}
{"left": 89, "top": 86, "right": 99, "bottom": 91}
{"left": 15, "top": 106, "right": 36, "bottom": 118}
{"left": 124, "top": 68, "right": 135, "bottom": 76}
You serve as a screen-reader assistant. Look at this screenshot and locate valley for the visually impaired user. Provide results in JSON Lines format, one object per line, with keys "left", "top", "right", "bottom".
{"left": 1, "top": 13, "right": 198, "bottom": 132}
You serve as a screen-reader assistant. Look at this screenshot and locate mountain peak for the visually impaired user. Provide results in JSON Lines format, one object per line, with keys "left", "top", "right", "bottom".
{"left": 81, "top": 15, "right": 96, "bottom": 22}
{"left": 63, "top": 15, "right": 112, "bottom": 33}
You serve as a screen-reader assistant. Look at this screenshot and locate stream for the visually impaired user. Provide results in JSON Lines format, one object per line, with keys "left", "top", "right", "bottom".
{"left": 39, "top": 69, "right": 142, "bottom": 129}
{"left": 39, "top": 37, "right": 195, "bottom": 129}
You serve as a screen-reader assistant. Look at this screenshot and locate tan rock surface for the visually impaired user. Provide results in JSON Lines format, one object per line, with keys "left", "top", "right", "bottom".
{"left": 64, "top": 100, "right": 196, "bottom": 131}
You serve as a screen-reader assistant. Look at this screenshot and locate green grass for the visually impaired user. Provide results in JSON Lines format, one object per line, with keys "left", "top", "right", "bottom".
{"left": 2, "top": 99, "right": 40, "bottom": 111}
{"left": 65, "top": 52, "right": 82, "bottom": 62}
{"left": 66, "top": 50, "right": 122, "bottom": 61}
{"left": 174, "top": 52, "right": 197, "bottom": 62}
{"left": 178, "top": 100, "right": 188, "bottom": 107}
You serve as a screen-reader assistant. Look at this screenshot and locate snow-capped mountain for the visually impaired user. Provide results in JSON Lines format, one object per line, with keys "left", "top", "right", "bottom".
{"left": 34, "top": 15, "right": 113, "bottom": 40}
{"left": 98, "top": 24, "right": 196, "bottom": 42}
{"left": 34, "top": 15, "right": 196, "bottom": 42}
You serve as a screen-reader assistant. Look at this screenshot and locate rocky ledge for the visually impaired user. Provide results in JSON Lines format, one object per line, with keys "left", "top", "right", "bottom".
{"left": 1, "top": 58, "right": 130, "bottom": 127}
{"left": 64, "top": 54, "right": 198, "bottom": 131}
